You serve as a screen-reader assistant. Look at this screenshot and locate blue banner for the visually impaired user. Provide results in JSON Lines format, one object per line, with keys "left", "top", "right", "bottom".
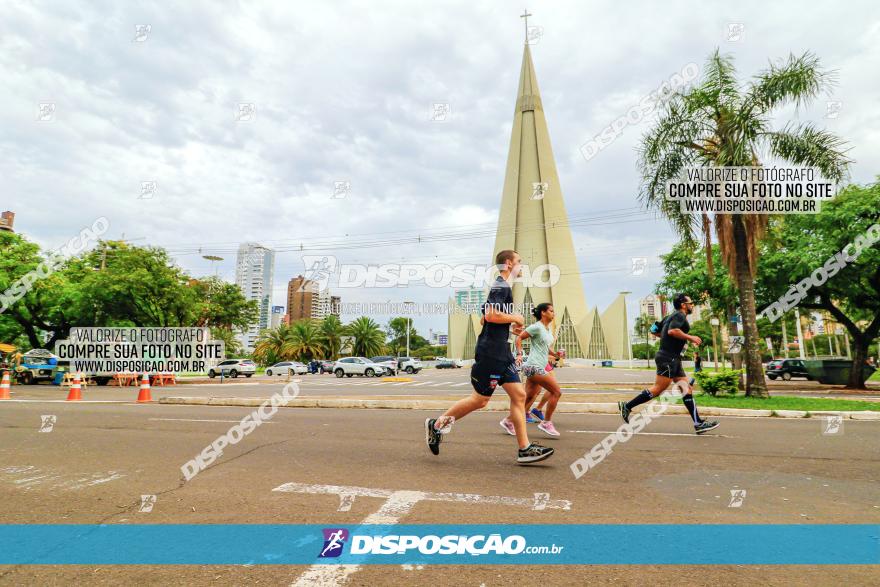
{"left": 2, "top": 525, "right": 877, "bottom": 565}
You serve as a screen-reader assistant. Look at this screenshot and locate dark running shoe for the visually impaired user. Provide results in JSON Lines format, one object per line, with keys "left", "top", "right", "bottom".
{"left": 695, "top": 420, "right": 720, "bottom": 435}
{"left": 530, "top": 408, "right": 546, "bottom": 422}
{"left": 618, "top": 401, "right": 631, "bottom": 424}
{"left": 425, "top": 418, "right": 442, "bottom": 455}
{"left": 516, "top": 443, "right": 555, "bottom": 464}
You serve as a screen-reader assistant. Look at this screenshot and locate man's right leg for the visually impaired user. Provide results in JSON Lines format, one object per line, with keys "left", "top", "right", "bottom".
{"left": 619, "top": 372, "right": 671, "bottom": 423}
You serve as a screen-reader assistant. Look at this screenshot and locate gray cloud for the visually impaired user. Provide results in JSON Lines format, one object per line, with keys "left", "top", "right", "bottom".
{"left": 3, "top": 0, "right": 878, "bottom": 334}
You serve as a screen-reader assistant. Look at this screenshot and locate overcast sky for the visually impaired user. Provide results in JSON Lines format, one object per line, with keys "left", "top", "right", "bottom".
{"left": 3, "top": 0, "right": 879, "bottom": 337}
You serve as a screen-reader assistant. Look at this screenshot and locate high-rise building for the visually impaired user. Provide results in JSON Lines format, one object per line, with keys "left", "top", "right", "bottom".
{"left": 639, "top": 294, "right": 667, "bottom": 322}
{"left": 454, "top": 288, "right": 486, "bottom": 313}
{"left": 287, "top": 276, "right": 341, "bottom": 321}
{"left": 447, "top": 41, "right": 628, "bottom": 360}
{"left": 271, "top": 306, "right": 285, "bottom": 329}
{"left": 235, "top": 243, "right": 275, "bottom": 351}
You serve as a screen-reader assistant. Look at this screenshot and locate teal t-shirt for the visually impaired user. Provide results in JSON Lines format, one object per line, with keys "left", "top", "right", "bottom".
{"left": 524, "top": 322, "right": 554, "bottom": 368}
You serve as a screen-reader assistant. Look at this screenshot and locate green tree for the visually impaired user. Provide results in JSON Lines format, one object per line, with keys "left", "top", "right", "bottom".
{"left": 756, "top": 181, "right": 880, "bottom": 388}
{"left": 0, "top": 231, "right": 89, "bottom": 348}
{"left": 253, "top": 324, "right": 291, "bottom": 366}
{"left": 210, "top": 326, "right": 244, "bottom": 358}
{"left": 318, "top": 314, "right": 344, "bottom": 360}
{"left": 386, "top": 317, "right": 427, "bottom": 355}
{"left": 346, "top": 316, "right": 385, "bottom": 357}
{"left": 633, "top": 313, "right": 655, "bottom": 347}
{"left": 193, "top": 277, "right": 258, "bottom": 330}
{"left": 639, "top": 50, "right": 850, "bottom": 396}
{"left": 282, "top": 319, "right": 325, "bottom": 361}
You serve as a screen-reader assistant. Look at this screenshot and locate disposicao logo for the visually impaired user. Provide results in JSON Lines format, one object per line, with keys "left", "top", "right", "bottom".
{"left": 319, "top": 528, "right": 349, "bottom": 558}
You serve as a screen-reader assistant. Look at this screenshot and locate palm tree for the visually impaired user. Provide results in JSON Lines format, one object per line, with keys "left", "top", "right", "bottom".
{"left": 282, "top": 319, "right": 325, "bottom": 361}
{"left": 639, "top": 49, "right": 850, "bottom": 397}
{"left": 210, "top": 326, "right": 244, "bottom": 358}
{"left": 318, "top": 314, "right": 344, "bottom": 360}
{"left": 253, "top": 324, "right": 292, "bottom": 366}
{"left": 345, "top": 316, "right": 386, "bottom": 358}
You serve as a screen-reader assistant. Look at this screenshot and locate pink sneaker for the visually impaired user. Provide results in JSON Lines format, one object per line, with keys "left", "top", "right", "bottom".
{"left": 537, "top": 421, "right": 560, "bottom": 437}
{"left": 499, "top": 417, "right": 516, "bottom": 436}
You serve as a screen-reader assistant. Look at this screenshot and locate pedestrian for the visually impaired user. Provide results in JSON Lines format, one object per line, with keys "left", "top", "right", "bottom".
{"left": 502, "top": 303, "right": 564, "bottom": 437}
{"left": 619, "top": 294, "right": 719, "bottom": 434}
{"left": 425, "top": 250, "right": 555, "bottom": 464}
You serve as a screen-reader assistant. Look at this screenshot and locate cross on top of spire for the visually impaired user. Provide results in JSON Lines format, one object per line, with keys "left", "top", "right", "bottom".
{"left": 520, "top": 9, "right": 532, "bottom": 43}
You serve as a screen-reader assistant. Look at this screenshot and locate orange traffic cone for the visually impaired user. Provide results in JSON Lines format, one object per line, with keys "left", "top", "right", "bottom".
{"left": 136, "top": 373, "right": 152, "bottom": 403}
{"left": 0, "top": 371, "right": 11, "bottom": 400}
{"left": 66, "top": 374, "right": 82, "bottom": 401}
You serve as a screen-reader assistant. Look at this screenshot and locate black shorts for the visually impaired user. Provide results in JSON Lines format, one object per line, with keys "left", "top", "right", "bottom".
{"left": 470, "top": 357, "right": 520, "bottom": 397}
{"left": 655, "top": 353, "right": 685, "bottom": 378}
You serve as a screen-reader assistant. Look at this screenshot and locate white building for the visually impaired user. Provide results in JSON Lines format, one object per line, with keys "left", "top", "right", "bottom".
{"left": 639, "top": 294, "right": 667, "bottom": 322}
{"left": 270, "top": 306, "right": 285, "bottom": 329}
{"left": 428, "top": 329, "right": 448, "bottom": 346}
{"left": 235, "top": 243, "right": 275, "bottom": 351}
{"left": 312, "top": 289, "right": 332, "bottom": 319}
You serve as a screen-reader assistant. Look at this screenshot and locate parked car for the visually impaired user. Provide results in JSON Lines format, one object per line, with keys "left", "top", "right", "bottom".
{"left": 370, "top": 356, "right": 399, "bottom": 375}
{"left": 397, "top": 356, "right": 423, "bottom": 374}
{"left": 319, "top": 360, "right": 335, "bottom": 374}
{"left": 766, "top": 359, "right": 811, "bottom": 381}
{"left": 435, "top": 358, "right": 463, "bottom": 369}
{"left": 266, "top": 361, "right": 307, "bottom": 376}
{"left": 208, "top": 359, "right": 256, "bottom": 378}
{"left": 333, "top": 357, "right": 386, "bottom": 378}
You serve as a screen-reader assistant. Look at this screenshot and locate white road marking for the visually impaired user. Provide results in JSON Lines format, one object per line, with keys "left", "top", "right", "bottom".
{"left": 148, "top": 418, "right": 276, "bottom": 424}
{"left": 568, "top": 430, "right": 734, "bottom": 438}
{"left": 0, "top": 400, "right": 131, "bottom": 404}
{"left": 412, "top": 382, "right": 432, "bottom": 387}
{"left": 0, "top": 467, "right": 126, "bottom": 490}
{"left": 451, "top": 382, "right": 470, "bottom": 387}
{"left": 276, "top": 482, "right": 571, "bottom": 586}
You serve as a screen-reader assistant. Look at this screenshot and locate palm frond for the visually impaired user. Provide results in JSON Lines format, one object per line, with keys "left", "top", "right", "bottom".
{"left": 702, "top": 48, "right": 740, "bottom": 109}
{"left": 765, "top": 123, "right": 852, "bottom": 183}
{"left": 744, "top": 51, "right": 836, "bottom": 115}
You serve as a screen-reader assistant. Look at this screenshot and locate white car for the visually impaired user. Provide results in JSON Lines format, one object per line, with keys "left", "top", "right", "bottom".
{"left": 207, "top": 359, "right": 256, "bottom": 378}
{"left": 397, "top": 356, "right": 423, "bottom": 374}
{"left": 266, "top": 361, "right": 308, "bottom": 376}
{"left": 333, "top": 357, "right": 386, "bottom": 378}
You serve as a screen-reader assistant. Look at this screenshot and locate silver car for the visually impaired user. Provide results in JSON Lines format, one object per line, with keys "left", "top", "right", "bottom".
{"left": 266, "top": 361, "right": 308, "bottom": 376}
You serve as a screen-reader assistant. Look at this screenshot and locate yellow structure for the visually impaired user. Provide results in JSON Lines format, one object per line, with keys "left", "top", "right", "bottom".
{"left": 448, "top": 43, "right": 628, "bottom": 360}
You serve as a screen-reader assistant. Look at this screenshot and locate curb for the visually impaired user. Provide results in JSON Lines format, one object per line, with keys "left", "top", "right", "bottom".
{"left": 157, "top": 397, "right": 880, "bottom": 419}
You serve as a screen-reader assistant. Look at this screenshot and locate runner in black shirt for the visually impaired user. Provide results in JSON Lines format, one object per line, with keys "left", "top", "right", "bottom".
{"left": 425, "top": 249, "right": 554, "bottom": 464}
{"left": 619, "top": 294, "right": 719, "bottom": 434}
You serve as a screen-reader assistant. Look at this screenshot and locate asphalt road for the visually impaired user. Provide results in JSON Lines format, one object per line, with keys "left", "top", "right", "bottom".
{"left": 7, "top": 365, "right": 876, "bottom": 403}
{"left": 1, "top": 398, "right": 878, "bottom": 585}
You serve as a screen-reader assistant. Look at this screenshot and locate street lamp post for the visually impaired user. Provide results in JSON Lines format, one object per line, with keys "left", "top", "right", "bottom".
{"left": 794, "top": 308, "right": 806, "bottom": 360}
{"left": 202, "top": 255, "right": 224, "bottom": 277}
{"left": 710, "top": 317, "right": 720, "bottom": 371}
{"left": 404, "top": 301, "right": 415, "bottom": 359}
{"left": 620, "top": 291, "right": 633, "bottom": 369}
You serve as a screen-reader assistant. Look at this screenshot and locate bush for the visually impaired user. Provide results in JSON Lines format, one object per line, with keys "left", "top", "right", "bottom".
{"left": 694, "top": 368, "right": 741, "bottom": 396}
